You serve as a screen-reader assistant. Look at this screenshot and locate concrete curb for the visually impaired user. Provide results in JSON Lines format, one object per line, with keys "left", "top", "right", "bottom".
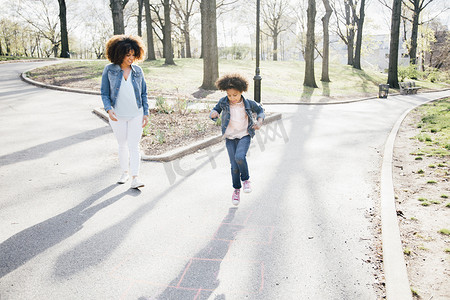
{"left": 380, "top": 96, "right": 447, "bottom": 299}
{"left": 93, "top": 108, "right": 282, "bottom": 162}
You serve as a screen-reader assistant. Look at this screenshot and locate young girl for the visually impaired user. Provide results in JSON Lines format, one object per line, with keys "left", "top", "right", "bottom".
{"left": 210, "top": 74, "right": 265, "bottom": 205}
{"left": 101, "top": 35, "right": 149, "bottom": 189}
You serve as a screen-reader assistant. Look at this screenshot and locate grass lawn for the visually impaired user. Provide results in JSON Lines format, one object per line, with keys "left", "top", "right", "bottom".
{"left": 26, "top": 58, "right": 449, "bottom": 103}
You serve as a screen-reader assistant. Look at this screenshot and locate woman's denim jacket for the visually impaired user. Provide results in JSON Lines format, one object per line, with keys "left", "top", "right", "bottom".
{"left": 100, "top": 63, "right": 149, "bottom": 115}
{"left": 210, "top": 96, "right": 265, "bottom": 138}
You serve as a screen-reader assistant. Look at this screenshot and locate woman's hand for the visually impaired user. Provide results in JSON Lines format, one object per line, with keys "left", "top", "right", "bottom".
{"left": 108, "top": 109, "right": 118, "bottom": 121}
{"left": 210, "top": 110, "right": 219, "bottom": 119}
{"left": 252, "top": 118, "right": 263, "bottom": 130}
{"left": 142, "top": 115, "right": 149, "bottom": 128}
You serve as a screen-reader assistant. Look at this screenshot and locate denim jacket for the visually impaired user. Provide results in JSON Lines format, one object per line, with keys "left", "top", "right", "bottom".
{"left": 100, "top": 63, "right": 149, "bottom": 116}
{"left": 210, "top": 96, "right": 265, "bottom": 138}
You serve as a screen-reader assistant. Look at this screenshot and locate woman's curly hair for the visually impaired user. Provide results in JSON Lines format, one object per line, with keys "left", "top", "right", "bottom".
{"left": 215, "top": 74, "right": 249, "bottom": 92}
{"left": 106, "top": 35, "right": 146, "bottom": 65}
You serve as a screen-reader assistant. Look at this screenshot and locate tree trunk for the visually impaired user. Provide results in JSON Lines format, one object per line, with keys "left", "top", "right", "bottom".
{"left": 303, "top": 0, "right": 318, "bottom": 88}
{"left": 144, "top": 0, "right": 156, "bottom": 60}
{"left": 321, "top": 0, "right": 332, "bottom": 82}
{"left": 273, "top": 32, "right": 278, "bottom": 61}
{"left": 345, "top": 0, "right": 355, "bottom": 65}
{"left": 353, "top": 0, "right": 365, "bottom": 70}
{"left": 163, "top": 0, "right": 175, "bottom": 65}
{"left": 58, "top": 0, "right": 70, "bottom": 58}
{"left": 200, "top": 0, "right": 219, "bottom": 90}
{"left": 387, "top": 0, "right": 402, "bottom": 89}
{"left": 184, "top": 18, "right": 192, "bottom": 58}
{"left": 138, "top": 0, "right": 143, "bottom": 36}
{"left": 110, "top": 0, "right": 127, "bottom": 35}
{"left": 409, "top": 2, "right": 420, "bottom": 65}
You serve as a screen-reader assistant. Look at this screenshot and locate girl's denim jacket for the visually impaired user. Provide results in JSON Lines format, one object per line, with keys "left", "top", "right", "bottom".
{"left": 100, "top": 63, "right": 149, "bottom": 115}
{"left": 210, "top": 96, "right": 265, "bottom": 138}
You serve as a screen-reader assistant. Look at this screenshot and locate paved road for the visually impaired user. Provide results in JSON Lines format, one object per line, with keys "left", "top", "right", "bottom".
{"left": 1, "top": 61, "right": 449, "bottom": 299}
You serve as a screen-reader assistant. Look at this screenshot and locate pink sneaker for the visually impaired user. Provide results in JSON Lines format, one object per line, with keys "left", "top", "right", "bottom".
{"left": 243, "top": 180, "right": 252, "bottom": 193}
{"left": 232, "top": 189, "right": 240, "bottom": 206}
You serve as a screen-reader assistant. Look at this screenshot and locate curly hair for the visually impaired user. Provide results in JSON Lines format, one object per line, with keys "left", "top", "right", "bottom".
{"left": 105, "top": 35, "right": 146, "bottom": 65}
{"left": 215, "top": 74, "right": 249, "bottom": 92}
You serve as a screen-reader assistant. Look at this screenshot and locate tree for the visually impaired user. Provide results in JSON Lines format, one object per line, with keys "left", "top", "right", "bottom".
{"left": 303, "top": 0, "right": 318, "bottom": 88}
{"left": 110, "top": 0, "right": 129, "bottom": 34}
{"left": 321, "top": 0, "right": 332, "bottom": 81}
{"left": 387, "top": 0, "right": 402, "bottom": 88}
{"left": 353, "top": 0, "right": 365, "bottom": 69}
{"left": 200, "top": 0, "right": 219, "bottom": 90}
{"left": 143, "top": 0, "right": 156, "bottom": 60}
{"left": 163, "top": 0, "right": 175, "bottom": 64}
{"left": 137, "top": 0, "right": 144, "bottom": 36}
{"left": 58, "top": 0, "right": 69, "bottom": 58}
{"left": 262, "top": 0, "right": 292, "bottom": 61}
{"left": 172, "top": 0, "right": 197, "bottom": 58}
{"left": 333, "top": 0, "right": 356, "bottom": 65}
{"left": 404, "top": 0, "right": 437, "bottom": 65}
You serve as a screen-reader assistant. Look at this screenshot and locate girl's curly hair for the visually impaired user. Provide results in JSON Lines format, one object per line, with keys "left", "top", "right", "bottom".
{"left": 215, "top": 74, "right": 249, "bottom": 92}
{"left": 106, "top": 35, "right": 146, "bottom": 65}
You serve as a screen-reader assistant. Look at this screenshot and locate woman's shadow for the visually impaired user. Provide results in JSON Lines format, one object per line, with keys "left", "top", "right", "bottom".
{"left": 0, "top": 184, "right": 138, "bottom": 278}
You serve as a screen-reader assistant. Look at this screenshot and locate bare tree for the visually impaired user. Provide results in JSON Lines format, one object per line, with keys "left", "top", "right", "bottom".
{"left": 137, "top": 0, "right": 144, "bottom": 36}
{"left": 321, "top": 0, "right": 332, "bottom": 81}
{"left": 110, "top": 0, "right": 130, "bottom": 34}
{"left": 58, "top": 0, "right": 69, "bottom": 57}
{"left": 163, "top": 0, "right": 175, "bottom": 64}
{"left": 172, "top": 0, "right": 198, "bottom": 58}
{"left": 304, "top": 0, "right": 318, "bottom": 88}
{"left": 261, "top": 0, "right": 293, "bottom": 61}
{"left": 353, "top": 0, "right": 365, "bottom": 69}
{"left": 387, "top": 0, "right": 402, "bottom": 88}
{"left": 200, "top": 0, "right": 218, "bottom": 90}
{"left": 144, "top": 0, "right": 156, "bottom": 60}
{"left": 332, "top": 0, "right": 356, "bottom": 65}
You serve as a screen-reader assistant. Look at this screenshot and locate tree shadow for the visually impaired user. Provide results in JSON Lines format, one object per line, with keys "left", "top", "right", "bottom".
{"left": 0, "top": 126, "right": 109, "bottom": 167}
{"left": 192, "top": 88, "right": 217, "bottom": 99}
{"left": 322, "top": 81, "right": 331, "bottom": 97}
{"left": 300, "top": 86, "right": 315, "bottom": 102}
{"left": 149, "top": 207, "right": 240, "bottom": 300}
{"left": 0, "top": 184, "right": 135, "bottom": 279}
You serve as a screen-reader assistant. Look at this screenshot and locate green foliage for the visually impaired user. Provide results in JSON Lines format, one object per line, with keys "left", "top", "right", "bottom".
{"left": 398, "top": 64, "right": 420, "bottom": 81}
{"left": 155, "top": 96, "right": 173, "bottom": 114}
{"left": 155, "top": 130, "right": 165, "bottom": 144}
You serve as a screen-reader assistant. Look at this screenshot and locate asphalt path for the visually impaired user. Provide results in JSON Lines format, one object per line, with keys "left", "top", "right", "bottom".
{"left": 0, "top": 61, "right": 449, "bottom": 299}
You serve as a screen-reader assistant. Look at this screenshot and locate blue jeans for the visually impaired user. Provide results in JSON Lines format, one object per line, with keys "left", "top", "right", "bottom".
{"left": 225, "top": 135, "right": 251, "bottom": 189}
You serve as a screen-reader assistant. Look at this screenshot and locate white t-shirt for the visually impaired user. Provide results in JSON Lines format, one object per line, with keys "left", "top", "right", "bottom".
{"left": 224, "top": 101, "right": 249, "bottom": 139}
{"left": 114, "top": 73, "right": 143, "bottom": 118}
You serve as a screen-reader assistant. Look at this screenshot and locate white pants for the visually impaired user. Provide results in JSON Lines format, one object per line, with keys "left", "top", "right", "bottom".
{"left": 109, "top": 114, "right": 143, "bottom": 176}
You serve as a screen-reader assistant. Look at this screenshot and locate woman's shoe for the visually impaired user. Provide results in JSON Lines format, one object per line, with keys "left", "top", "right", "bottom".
{"left": 117, "top": 172, "right": 129, "bottom": 184}
{"left": 243, "top": 180, "right": 252, "bottom": 193}
{"left": 130, "top": 177, "right": 145, "bottom": 189}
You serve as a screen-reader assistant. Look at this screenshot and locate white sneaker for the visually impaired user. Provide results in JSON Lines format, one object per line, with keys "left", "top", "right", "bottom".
{"left": 243, "top": 180, "right": 252, "bottom": 193}
{"left": 117, "top": 172, "right": 129, "bottom": 184}
{"left": 130, "top": 177, "right": 144, "bottom": 189}
{"left": 232, "top": 189, "right": 240, "bottom": 206}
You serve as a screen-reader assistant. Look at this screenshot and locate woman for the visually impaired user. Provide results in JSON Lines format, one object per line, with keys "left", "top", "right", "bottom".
{"left": 101, "top": 35, "right": 149, "bottom": 189}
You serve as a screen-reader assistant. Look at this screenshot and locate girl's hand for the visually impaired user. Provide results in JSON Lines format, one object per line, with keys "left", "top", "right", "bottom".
{"left": 142, "top": 115, "right": 149, "bottom": 128}
{"left": 108, "top": 109, "right": 118, "bottom": 121}
{"left": 252, "top": 118, "right": 263, "bottom": 130}
{"left": 210, "top": 110, "right": 219, "bottom": 119}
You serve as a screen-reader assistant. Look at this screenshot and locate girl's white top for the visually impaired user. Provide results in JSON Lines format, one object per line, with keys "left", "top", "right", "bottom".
{"left": 224, "top": 100, "right": 248, "bottom": 139}
{"left": 114, "top": 73, "right": 143, "bottom": 118}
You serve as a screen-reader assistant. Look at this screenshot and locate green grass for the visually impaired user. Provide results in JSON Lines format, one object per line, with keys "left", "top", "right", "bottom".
{"left": 413, "top": 99, "right": 450, "bottom": 156}
{"left": 439, "top": 228, "right": 450, "bottom": 235}
{"left": 24, "top": 58, "right": 449, "bottom": 103}
{"left": 0, "top": 55, "right": 47, "bottom": 61}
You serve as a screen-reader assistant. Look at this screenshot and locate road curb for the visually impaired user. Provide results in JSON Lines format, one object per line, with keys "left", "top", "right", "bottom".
{"left": 93, "top": 108, "right": 282, "bottom": 162}
{"left": 380, "top": 96, "right": 447, "bottom": 299}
